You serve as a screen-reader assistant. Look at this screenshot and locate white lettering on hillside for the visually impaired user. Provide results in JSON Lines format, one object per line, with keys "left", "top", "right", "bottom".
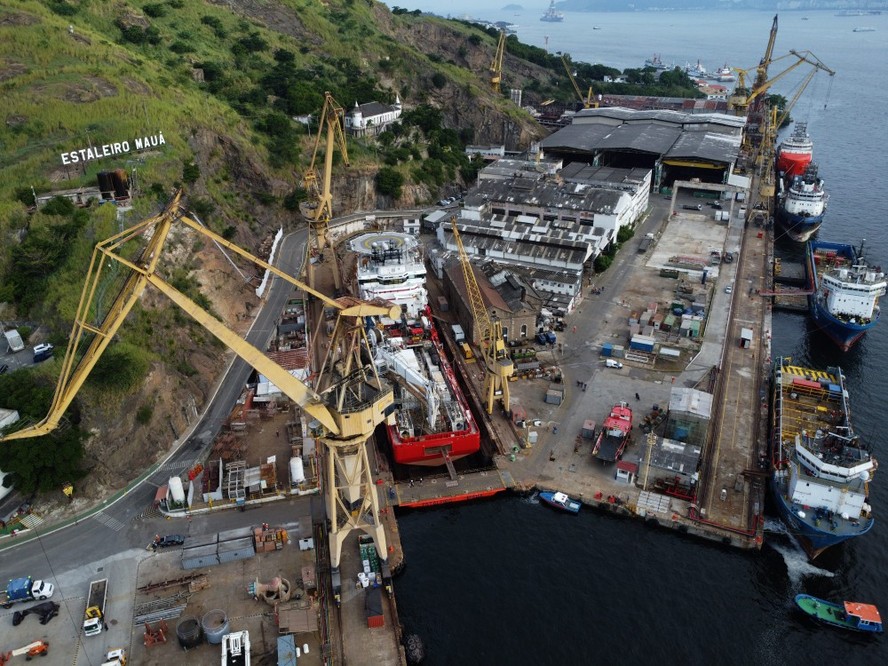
{"left": 61, "top": 132, "right": 167, "bottom": 165}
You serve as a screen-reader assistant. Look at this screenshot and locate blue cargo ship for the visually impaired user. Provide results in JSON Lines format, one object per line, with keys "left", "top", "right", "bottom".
{"left": 770, "top": 359, "right": 875, "bottom": 558}
{"left": 807, "top": 240, "right": 886, "bottom": 351}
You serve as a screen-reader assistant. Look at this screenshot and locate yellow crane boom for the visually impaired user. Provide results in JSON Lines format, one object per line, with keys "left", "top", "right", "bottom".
{"left": 490, "top": 30, "right": 506, "bottom": 94}
{"left": 450, "top": 218, "right": 513, "bottom": 414}
{"left": 561, "top": 54, "right": 597, "bottom": 109}
{"left": 303, "top": 91, "right": 349, "bottom": 291}
{"left": 0, "top": 189, "right": 398, "bottom": 572}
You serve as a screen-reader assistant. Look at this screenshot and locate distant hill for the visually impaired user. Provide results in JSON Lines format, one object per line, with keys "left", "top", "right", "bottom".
{"left": 559, "top": 1, "right": 888, "bottom": 11}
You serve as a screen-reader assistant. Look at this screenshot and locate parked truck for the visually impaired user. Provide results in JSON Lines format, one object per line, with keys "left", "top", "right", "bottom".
{"left": 101, "top": 648, "right": 127, "bottom": 666}
{"left": 83, "top": 579, "right": 108, "bottom": 636}
{"left": 1, "top": 577, "right": 55, "bottom": 608}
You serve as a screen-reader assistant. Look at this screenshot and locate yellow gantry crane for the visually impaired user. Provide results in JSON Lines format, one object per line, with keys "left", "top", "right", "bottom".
{"left": 561, "top": 54, "right": 597, "bottom": 109}
{"left": 490, "top": 29, "right": 506, "bottom": 94}
{"left": 729, "top": 49, "right": 834, "bottom": 117}
{"left": 0, "top": 189, "right": 399, "bottom": 575}
{"left": 450, "top": 218, "right": 513, "bottom": 414}
{"left": 303, "top": 91, "right": 349, "bottom": 292}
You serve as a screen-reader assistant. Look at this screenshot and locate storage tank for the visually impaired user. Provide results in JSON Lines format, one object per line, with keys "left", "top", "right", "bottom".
{"left": 111, "top": 168, "right": 129, "bottom": 198}
{"left": 289, "top": 457, "right": 305, "bottom": 487}
{"left": 176, "top": 616, "right": 203, "bottom": 648}
{"left": 96, "top": 172, "right": 114, "bottom": 199}
{"left": 201, "top": 609, "right": 230, "bottom": 645}
{"left": 168, "top": 476, "right": 186, "bottom": 505}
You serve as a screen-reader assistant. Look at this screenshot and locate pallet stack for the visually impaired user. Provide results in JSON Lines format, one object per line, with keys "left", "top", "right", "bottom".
{"left": 253, "top": 526, "right": 289, "bottom": 553}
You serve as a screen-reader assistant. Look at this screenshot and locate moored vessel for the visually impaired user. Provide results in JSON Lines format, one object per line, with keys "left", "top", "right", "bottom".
{"left": 539, "top": 491, "right": 581, "bottom": 514}
{"left": 684, "top": 59, "right": 707, "bottom": 79}
{"left": 794, "top": 595, "right": 883, "bottom": 633}
{"left": 776, "top": 122, "right": 814, "bottom": 178}
{"left": 776, "top": 163, "right": 827, "bottom": 243}
{"left": 711, "top": 64, "right": 736, "bottom": 82}
{"left": 348, "top": 232, "right": 480, "bottom": 467}
{"left": 592, "top": 402, "right": 633, "bottom": 463}
{"left": 807, "top": 240, "right": 886, "bottom": 351}
{"left": 770, "top": 358, "right": 876, "bottom": 558}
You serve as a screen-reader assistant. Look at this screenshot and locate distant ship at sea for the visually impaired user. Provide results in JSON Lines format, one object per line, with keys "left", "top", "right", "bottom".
{"left": 540, "top": 0, "right": 564, "bottom": 23}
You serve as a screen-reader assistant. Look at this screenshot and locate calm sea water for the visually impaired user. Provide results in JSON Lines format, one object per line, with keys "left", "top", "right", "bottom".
{"left": 387, "top": 8, "right": 888, "bottom": 664}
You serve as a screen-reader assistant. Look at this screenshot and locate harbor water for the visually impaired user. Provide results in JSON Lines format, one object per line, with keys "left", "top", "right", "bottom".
{"left": 385, "top": 6, "right": 888, "bottom": 664}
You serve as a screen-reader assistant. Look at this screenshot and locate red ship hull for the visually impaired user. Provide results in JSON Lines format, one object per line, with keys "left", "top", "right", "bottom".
{"left": 387, "top": 318, "right": 480, "bottom": 467}
{"left": 776, "top": 150, "right": 812, "bottom": 178}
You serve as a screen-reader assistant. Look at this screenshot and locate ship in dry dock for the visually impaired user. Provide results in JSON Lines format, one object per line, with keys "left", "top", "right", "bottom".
{"left": 770, "top": 358, "right": 876, "bottom": 558}
{"left": 347, "top": 231, "right": 480, "bottom": 467}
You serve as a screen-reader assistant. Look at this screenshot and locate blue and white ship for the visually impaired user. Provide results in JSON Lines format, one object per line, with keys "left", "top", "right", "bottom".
{"left": 777, "top": 163, "right": 827, "bottom": 243}
{"left": 770, "top": 359, "right": 876, "bottom": 559}
{"left": 808, "top": 240, "right": 886, "bottom": 351}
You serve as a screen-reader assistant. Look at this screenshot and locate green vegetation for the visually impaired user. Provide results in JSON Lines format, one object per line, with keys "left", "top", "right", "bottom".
{"left": 0, "top": 1, "right": 709, "bottom": 495}
{"left": 0, "top": 372, "right": 87, "bottom": 495}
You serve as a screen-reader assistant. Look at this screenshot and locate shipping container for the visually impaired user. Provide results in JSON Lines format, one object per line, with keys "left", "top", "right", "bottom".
{"left": 629, "top": 335, "right": 656, "bottom": 353}
{"left": 181, "top": 545, "right": 220, "bottom": 570}
{"left": 217, "top": 538, "right": 256, "bottom": 564}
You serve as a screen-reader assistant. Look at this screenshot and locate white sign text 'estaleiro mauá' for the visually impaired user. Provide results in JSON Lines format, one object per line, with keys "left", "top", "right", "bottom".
{"left": 60, "top": 132, "right": 167, "bottom": 165}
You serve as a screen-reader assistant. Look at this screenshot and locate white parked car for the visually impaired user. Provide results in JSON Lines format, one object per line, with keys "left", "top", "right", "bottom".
{"left": 0, "top": 470, "right": 13, "bottom": 501}
{"left": 605, "top": 359, "right": 623, "bottom": 369}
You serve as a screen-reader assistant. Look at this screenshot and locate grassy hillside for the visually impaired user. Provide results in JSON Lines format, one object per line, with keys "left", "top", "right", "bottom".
{"left": 0, "top": 0, "right": 700, "bottom": 498}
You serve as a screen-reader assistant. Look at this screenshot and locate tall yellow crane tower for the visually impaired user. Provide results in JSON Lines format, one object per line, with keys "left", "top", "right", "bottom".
{"left": 303, "top": 91, "right": 349, "bottom": 292}
{"left": 490, "top": 30, "right": 506, "bottom": 94}
{"left": 0, "top": 190, "right": 398, "bottom": 584}
{"left": 450, "top": 218, "right": 513, "bottom": 414}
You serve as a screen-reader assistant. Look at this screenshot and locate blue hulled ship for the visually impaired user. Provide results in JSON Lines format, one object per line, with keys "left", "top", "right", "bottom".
{"left": 770, "top": 359, "right": 876, "bottom": 558}
{"left": 808, "top": 240, "right": 886, "bottom": 351}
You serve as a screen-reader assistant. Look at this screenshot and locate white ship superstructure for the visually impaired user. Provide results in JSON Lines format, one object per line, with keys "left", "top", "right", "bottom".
{"left": 350, "top": 233, "right": 427, "bottom": 317}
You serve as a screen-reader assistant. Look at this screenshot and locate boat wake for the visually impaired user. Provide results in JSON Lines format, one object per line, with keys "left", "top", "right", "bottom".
{"left": 769, "top": 541, "right": 835, "bottom": 586}
{"left": 762, "top": 517, "right": 789, "bottom": 535}
{"left": 523, "top": 492, "right": 541, "bottom": 506}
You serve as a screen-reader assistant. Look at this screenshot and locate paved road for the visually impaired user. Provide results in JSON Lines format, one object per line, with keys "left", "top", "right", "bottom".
{"left": 0, "top": 226, "right": 313, "bottom": 664}
{"left": 0, "top": 225, "right": 309, "bottom": 560}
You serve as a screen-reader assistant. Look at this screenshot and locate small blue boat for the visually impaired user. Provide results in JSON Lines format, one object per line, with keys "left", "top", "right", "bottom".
{"left": 794, "top": 594, "right": 883, "bottom": 633}
{"left": 539, "top": 491, "right": 581, "bottom": 514}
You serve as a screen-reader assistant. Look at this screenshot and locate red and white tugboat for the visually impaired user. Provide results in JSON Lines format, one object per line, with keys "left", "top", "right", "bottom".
{"left": 592, "top": 402, "right": 633, "bottom": 463}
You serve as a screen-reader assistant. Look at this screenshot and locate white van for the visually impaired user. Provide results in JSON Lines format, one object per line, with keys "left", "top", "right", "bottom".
{"left": 605, "top": 359, "right": 623, "bottom": 369}
{"left": 0, "top": 470, "right": 13, "bottom": 501}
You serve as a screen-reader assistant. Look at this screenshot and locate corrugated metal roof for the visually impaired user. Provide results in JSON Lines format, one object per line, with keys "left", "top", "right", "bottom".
{"left": 668, "top": 387, "right": 713, "bottom": 418}
{"left": 544, "top": 106, "right": 743, "bottom": 166}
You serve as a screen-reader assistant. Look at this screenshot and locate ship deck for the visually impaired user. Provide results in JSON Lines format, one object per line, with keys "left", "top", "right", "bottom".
{"left": 774, "top": 365, "right": 840, "bottom": 446}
